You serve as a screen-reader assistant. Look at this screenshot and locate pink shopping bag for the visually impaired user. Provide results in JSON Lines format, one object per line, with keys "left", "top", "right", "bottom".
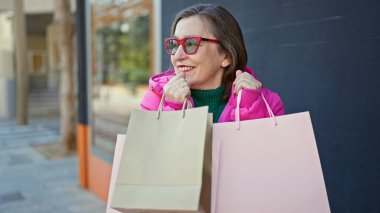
{"left": 106, "top": 134, "right": 126, "bottom": 213}
{"left": 211, "top": 91, "right": 330, "bottom": 213}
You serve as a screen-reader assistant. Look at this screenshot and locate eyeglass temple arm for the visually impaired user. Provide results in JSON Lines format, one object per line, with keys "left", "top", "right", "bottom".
{"left": 201, "top": 38, "right": 220, "bottom": 43}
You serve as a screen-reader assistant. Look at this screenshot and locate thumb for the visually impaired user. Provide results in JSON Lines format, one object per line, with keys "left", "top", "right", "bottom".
{"left": 177, "top": 71, "right": 186, "bottom": 78}
{"left": 235, "top": 70, "right": 243, "bottom": 77}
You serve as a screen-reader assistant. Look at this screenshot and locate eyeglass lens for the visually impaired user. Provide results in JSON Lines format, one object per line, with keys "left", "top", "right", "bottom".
{"left": 167, "top": 38, "right": 199, "bottom": 54}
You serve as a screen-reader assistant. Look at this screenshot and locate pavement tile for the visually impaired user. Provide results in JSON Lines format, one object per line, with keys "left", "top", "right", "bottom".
{"left": 0, "top": 191, "right": 24, "bottom": 205}
{"left": 68, "top": 204, "right": 107, "bottom": 213}
{"left": 0, "top": 117, "right": 106, "bottom": 212}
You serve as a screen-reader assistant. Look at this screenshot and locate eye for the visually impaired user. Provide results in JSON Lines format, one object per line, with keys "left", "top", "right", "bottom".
{"left": 185, "top": 38, "right": 198, "bottom": 53}
{"left": 185, "top": 38, "right": 198, "bottom": 47}
{"left": 167, "top": 40, "right": 178, "bottom": 53}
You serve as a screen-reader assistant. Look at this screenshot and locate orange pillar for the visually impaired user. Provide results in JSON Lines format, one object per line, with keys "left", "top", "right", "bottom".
{"left": 77, "top": 124, "right": 89, "bottom": 188}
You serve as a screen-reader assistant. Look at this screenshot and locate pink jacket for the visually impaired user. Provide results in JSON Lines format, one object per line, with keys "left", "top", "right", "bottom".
{"left": 140, "top": 67, "right": 285, "bottom": 122}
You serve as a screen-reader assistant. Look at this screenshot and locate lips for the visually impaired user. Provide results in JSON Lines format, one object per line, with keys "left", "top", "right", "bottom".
{"left": 177, "top": 65, "right": 195, "bottom": 73}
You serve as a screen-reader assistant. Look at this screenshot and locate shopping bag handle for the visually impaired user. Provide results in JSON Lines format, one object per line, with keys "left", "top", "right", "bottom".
{"left": 157, "top": 93, "right": 193, "bottom": 119}
{"left": 235, "top": 89, "right": 277, "bottom": 129}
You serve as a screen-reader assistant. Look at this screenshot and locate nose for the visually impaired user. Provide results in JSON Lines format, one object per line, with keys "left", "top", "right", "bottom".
{"left": 172, "top": 45, "right": 187, "bottom": 60}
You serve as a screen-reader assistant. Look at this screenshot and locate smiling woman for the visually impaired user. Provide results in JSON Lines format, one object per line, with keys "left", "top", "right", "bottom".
{"left": 140, "top": 4, "right": 285, "bottom": 123}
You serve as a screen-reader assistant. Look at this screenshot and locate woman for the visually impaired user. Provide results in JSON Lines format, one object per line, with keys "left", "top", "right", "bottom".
{"left": 141, "top": 4, "right": 284, "bottom": 122}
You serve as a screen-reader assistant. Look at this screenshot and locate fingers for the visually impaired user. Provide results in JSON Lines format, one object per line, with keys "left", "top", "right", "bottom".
{"left": 235, "top": 70, "right": 243, "bottom": 77}
{"left": 164, "top": 75, "right": 190, "bottom": 102}
{"left": 234, "top": 81, "right": 245, "bottom": 95}
{"left": 233, "top": 71, "right": 262, "bottom": 94}
{"left": 168, "top": 75, "right": 186, "bottom": 89}
{"left": 233, "top": 70, "right": 244, "bottom": 85}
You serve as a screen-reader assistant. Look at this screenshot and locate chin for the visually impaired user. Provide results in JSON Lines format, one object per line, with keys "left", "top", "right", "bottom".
{"left": 186, "top": 79, "right": 195, "bottom": 88}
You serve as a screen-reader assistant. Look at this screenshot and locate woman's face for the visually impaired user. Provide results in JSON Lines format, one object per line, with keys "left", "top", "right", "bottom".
{"left": 171, "top": 16, "right": 230, "bottom": 90}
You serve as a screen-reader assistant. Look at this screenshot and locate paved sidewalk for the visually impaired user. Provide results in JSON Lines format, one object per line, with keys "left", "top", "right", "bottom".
{"left": 0, "top": 117, "right": 106, "bottom": 213}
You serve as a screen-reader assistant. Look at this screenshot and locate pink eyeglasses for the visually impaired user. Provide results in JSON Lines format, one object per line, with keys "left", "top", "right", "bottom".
{"left": 164, "top": 36, "right": 220, "bottom": 55}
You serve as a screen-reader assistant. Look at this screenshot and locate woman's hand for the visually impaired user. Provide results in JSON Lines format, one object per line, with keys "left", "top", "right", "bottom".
{"left": 163, "top": 72, "right": 191, "bottom": 103}
{"left": 233, "top": 70, "right": 262, "bottom": 94}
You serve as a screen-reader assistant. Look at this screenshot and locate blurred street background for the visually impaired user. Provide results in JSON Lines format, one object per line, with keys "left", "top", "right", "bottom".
{"left": 1, "top": 0, "right": 380, "bottom": 212}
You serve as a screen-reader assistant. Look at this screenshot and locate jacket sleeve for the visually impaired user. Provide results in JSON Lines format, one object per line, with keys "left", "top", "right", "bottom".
{"left": 140, "top": 88, "right": 194, "bottom": 111}
{"left": 228, "top": 88, "right": 285, "bottom": 121}
{"left": 139, "top": 88, "right": 159, "bottom": 110}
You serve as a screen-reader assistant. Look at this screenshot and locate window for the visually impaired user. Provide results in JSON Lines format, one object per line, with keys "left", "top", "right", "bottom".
{"left": 89, "top": 0, "right": 154, "bottom": 155}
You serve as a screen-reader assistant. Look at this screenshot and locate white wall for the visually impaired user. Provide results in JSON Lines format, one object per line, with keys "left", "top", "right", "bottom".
{"left": 0, "top": 0, "right": 76, "bottom": 13}
{"left": 0, "top": 0, "right": 13, "bottom": 10}
{"left": 0, "top": 12, "right": 14, "bottom": 79}
{"left": 0, "top": 12, "right": 15, "bottom": 118}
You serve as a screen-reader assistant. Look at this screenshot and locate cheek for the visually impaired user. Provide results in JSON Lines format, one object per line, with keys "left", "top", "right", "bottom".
{"left": 190, "top": 54, "right": 206, "bottom": 67}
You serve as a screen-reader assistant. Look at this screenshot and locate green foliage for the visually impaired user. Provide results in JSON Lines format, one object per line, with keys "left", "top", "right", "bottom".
{"left": 95, "top": 14, "right": 150, "bottom": 85}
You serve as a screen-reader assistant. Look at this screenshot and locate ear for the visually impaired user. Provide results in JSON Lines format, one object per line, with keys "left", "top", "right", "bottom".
{"left": 221, "top": 55, "right": 231, "bottom": 68}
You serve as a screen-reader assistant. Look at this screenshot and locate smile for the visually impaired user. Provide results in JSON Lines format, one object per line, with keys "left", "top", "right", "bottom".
{"left": 178, "top": 66, "right": 195, "bottom": 72}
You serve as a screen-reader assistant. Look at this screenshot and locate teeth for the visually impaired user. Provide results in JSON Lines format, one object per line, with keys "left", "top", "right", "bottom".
{"left": 178, "top": 66, "right": 194, "bottom": 72}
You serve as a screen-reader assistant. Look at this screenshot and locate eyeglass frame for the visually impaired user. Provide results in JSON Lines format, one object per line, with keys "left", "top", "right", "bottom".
{"left": 164, "top": 36, "right": 220, "bottom": 55}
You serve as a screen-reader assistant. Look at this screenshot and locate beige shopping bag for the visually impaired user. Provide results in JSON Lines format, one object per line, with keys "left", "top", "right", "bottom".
{"left": 110, "top": 95, "right": 211, "bottom": 212}
{"left": 211, "top": 91, "right": 330, "bottom": 213}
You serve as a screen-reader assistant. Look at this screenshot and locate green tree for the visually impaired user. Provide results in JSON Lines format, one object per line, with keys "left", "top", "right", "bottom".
{"left": 95, "top": 14, "right": 150, "bottom": 88}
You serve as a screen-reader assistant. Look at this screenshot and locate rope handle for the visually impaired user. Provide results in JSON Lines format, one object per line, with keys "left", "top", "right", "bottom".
{"left": 235, "top": 89, "right": 277, "bottom": 130}
{"left": 157, "top": 93, "right": 192, "bottom": 119}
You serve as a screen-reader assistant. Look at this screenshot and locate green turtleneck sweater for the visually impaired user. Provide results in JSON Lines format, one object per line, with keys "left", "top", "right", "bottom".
{"left": 191, "top": 85, "right": 228, "bottom": 123}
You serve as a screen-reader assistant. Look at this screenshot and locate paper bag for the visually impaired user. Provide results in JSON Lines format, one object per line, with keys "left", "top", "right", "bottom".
{"left": 211, "top": 91, "right": 330, "bottom": 213}
{"left": 106, "top": 134, "right": 126, "bottom": 213}
{"left": 110, "top": 96, "right": 211, "bottom": 212}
